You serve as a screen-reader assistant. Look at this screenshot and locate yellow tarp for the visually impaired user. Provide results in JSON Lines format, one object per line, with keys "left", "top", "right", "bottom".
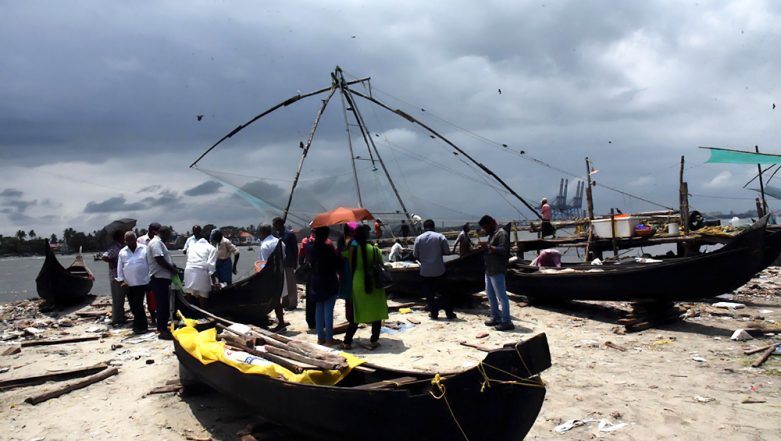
{"left": 172, "top": 318, "right": 365, "bottom": 386}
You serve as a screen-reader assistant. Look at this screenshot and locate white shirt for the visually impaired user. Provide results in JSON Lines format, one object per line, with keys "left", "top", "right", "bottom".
{"left": 182, "top": 235, "right": 197, "bottom": 255}
{"left": 184, "top": 238, "right": 217, "bottom": 293}
{"left": 389, "top": 242, "right": 404, "bottom": 262}
{"left": 147, "top": 236, "right": 173, "bottom": 279}
{"left": 259, "top": 235, "right": 285, "bottom": 268}
{"left": 116, "top": 245, "right": 150, "bottom": 287}
{"left": 137, "top": 233, "right": 151, "bottom": 246}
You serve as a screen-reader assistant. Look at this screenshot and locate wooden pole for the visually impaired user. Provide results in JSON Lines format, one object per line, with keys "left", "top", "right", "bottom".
{"left": 751, "top": 343, "right": 779, "bottom": 368}
{"left": 25, "top": 367, "right": 118, "bottom": 405}
{"left": 610, "top": 209, "right": 619, "bottom": 259}
{"left": 0, "top": 363, "right": 109, "bottom": 391}
{"left": 20, "top": 335, "right": 100, "bottom": 347}
{"left": 679, "top": 156, "right": 690, "bottom": 235}
{"left": 585, "top": 157, "right": 595, "bottom": 220}
{"left": 282, "top": 86, "right": 338, "bottom": 223}
{"left": 339, "top": 87, "right": 364, "bottom": 207}
{"left": 756, "top": 145, "right": 768, "bottom": 215}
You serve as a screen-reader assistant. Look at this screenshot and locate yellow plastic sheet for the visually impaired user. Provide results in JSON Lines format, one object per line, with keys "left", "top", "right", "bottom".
{"left": 173, "top": 319, "right": 365, "bottom": 386}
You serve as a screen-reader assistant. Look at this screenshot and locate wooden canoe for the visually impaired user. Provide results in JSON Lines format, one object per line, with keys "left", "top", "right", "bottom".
{"left": 35, "top": 240, "right": 94, "bottom": 305}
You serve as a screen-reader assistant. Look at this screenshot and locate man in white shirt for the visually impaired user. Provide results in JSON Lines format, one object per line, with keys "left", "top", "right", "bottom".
{"left": 182, "top": 225, "right": 202, "bottom": 256}
{"left": 184, "top": 231, "right": 217, "bottom": 307}
{"left": 116, "top": 231, "right": 151, "bottom": 334}
{"left": 212, "top": 229, "right": 240, "bottom": 285}
{"left": 389, "top": 239, "right": 411, "bottom": 262}
{"left": 258, "top": 224, "right": 287, "bottom": 331}
{"left": 146, "top": 223, "right": 177, "bottom": 340}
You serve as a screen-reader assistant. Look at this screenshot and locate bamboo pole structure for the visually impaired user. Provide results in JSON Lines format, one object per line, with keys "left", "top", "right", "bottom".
{"left": 339, "top": 86, "right": 364, "bottom": 207}
{"left": 679, "top": 156, "right": 690, "bottom": 235}
{"left": 756, "top": 145, "right": 768, "bottom": 215}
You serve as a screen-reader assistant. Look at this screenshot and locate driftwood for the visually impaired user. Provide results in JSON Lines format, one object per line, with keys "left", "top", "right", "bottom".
{"left": 0, "top": 362, "right": 108, "bottom": 391}
{"left": 263, "top": 345, "right": 345, "bottom": 370}
{"left": 145, "top": 384, "right": 183, "bottom": 396}
{"left": 1, "top": 345, "right": 21, "bottom": 356}
{"left": 744, "top": 344, "right": 777, "bottom": 355}
{"left": 25, "top": 367, "right": 118, "bottom": 405}
{"left": 74, "top": 310, "right": 111, "bottom": 318}
{"left": 21, "top": 335, "right": 100, "bottom": 347}
{"left": 604, "top": 341, "right": 627, "bottom": 352}
{"left": 459, "top": 341, "right": 493, "bottom": 352}
{"left": 751, "top": 344, "right": 779, "bottom": 368}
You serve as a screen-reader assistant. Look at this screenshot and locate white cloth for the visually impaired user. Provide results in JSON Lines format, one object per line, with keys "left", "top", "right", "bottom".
{"left": 182, "top": 235, "right": 197, "bottom": 255}
{"left": 259, "top": 235, "right": 286, "bottom": 266}
{"left": 116, "top": 245, "right": 150, "bottom": 287}
{"left": 184, "top": 238, "right": 217, "bottom": 294}
{"left": 136, "top": 233, "right": 151, "bottom": 246}
{"left": 147, "top": 236, "right": 173, "bottom": 279}
{"left": 217, "top": 237, "right": 239, "bottom": 260}
{"left": 389, "top": 242, "right": 404, "bottom": 262}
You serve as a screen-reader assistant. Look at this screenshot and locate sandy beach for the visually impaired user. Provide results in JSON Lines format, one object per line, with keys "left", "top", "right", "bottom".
{"left": 1, "top": 270, "right": 780, "bottom": 441}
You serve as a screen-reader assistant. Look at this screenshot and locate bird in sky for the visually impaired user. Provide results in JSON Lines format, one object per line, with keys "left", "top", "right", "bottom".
{"left": 196, "top": 114, "right": 203, "bottom": 121}
{"left": 498, "top": 88, "right": 502, "bottom": 94}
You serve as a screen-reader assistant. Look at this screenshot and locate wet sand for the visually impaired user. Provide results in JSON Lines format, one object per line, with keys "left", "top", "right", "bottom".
{"left": 1, "top": 269, "right": 780, "bottom": 441}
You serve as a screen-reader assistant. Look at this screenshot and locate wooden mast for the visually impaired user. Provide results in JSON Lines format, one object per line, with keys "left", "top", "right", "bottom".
{"left": 338, "top": 85, "right": 364, "bottom": 207}
{"left": 756, "top": 145, "right": 768, "bottom": 215}
{"left": 679, "top": 155, "right": 690, "bottom": 235}
{"left": 336, "top": 68, "right": 414, "bottom": 226}
{"left": 585, "top": 157, "right": 595, "bottom": 220}
{"left": 281, "top": 86, "right": 338, "bottom": 223}
{"left": 346, "top": 87, "right": 542, "bottom": 219}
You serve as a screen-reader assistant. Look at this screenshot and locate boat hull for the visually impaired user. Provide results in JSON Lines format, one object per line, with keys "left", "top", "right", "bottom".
{"left": 386, "top": 250, "right": 486, "bottom": 298}
{"left": 174, "top": 332, "right": 550, "bottom": 441}
{"left": 35, "top": 240, "right": 94, "bottom": 305}
{"left": 506, "top": 217, "right": 768, "bottom": 302}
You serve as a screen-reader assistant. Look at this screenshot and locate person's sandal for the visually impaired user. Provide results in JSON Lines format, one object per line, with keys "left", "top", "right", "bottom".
{"left": 339, "top": 342, "right": 352, "bottom": 350}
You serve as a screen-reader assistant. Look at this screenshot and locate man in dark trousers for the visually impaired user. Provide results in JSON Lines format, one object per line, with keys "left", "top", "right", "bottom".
{"left": 413, "top": 219, "right": 456, "bottom": 320}
{"left": 478, "top": 215, "right": 514, "bottom": 331}
{"left": 400, "top": 220, "right": 410, "bottom": 239}
{"left": 146, "top": 223, "right": 177, "bottom": 340}
{"left": 273, "top": 217, "right": 299, "bottom": 310}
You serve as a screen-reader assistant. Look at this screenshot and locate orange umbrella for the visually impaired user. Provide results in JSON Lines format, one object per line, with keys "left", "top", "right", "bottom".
{"left": 310, "top": 207, "right": 375, "bottom": 228}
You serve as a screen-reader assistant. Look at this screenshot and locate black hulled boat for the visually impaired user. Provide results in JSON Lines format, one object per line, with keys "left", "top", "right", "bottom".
{"left": 35, "top": 240, "right": 94, "bottom": 305}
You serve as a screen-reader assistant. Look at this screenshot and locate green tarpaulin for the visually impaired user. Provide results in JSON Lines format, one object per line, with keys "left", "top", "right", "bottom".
{"left": 703, "top": 147, "right": 781, "bottom": 165}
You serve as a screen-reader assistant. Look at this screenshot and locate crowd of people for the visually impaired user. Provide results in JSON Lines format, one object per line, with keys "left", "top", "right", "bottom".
{"left": 102, "top": 211, "right": 519, "bottom": 347}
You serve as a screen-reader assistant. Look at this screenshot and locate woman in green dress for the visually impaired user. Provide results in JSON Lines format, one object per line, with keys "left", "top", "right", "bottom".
{"left": 342, "top": 225, "right": 388, "bottom": 349}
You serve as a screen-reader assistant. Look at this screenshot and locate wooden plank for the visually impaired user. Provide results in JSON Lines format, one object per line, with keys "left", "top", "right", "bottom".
{"left": 0, "top": 363, "right": 108, "bottom": 391}
{"left": 604, "top": 341, "right": 627, "bottom": 352}
{"left": 25, "top": 367, "right": 118, "bottom": 405}
{"left": 459, "top": 341, "right": 493, "bottom": 352}
{"left": 263, "top": 345, "right": 345, "bottom": 370}
{"left": 751, "top": 344, "right": 779, "bottom": 368}
{"left": 744, "top": 344, "right": 775, "bottom": 355}
{"left": 21, "top": 335, "right": 100, "bottom": 347}
{"left": 352, "top": 376, "right": 419, "bottom": 390}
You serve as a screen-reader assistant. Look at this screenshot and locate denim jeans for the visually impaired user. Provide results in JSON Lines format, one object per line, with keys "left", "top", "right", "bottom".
{"left": 315, "top": 295, "right": 337, "bottom": 342}
{"left": 485, "top": 273, "right": 511, "bottom": 323}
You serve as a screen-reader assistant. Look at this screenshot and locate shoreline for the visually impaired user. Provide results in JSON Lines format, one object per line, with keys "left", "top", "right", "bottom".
{"left": 1, "top": 270, "right": 780, "bottom": 440}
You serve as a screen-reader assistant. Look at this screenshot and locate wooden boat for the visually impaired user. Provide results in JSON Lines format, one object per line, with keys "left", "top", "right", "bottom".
{"left": 386, "top": 249, "right": 486, "bottom": 298}
{"left": 173, "top": 316, "right": 551, "bottom": 441}
{"left": 506, "top": 217, "right": 768, "bottom": 302}
{"left": 175, "top": 243, "right": 285, "bottom": 325}
{"left": 35, "top": 240, "right": 94, "bottom": 305}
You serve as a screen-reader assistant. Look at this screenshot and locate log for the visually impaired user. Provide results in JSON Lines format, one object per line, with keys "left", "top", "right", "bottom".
{"left": 459, "top": 341, "right": 493, "bottom": 352}
{"left": 145, "top": 384, "right": 183, "bottom": 396}
{"left": 744, "top": 344, "right": 775, "bottom": 355}
{"left": 225, "top": 344, "right": 318, "bottom": 373}
{"left": 0, "top": 363, "right": 109, "bottom": 391}
{"left": 1, "top": 345, "right": 21, "bottom": 356}
{"left": 751, "top": 344, "right": 779, "bottom": 368}
{"left": 74, "top": 310, "right": 111, "bottom": 318}
{"left": 604, "top": 341, "right": 627, "bottom": 352}
{"left": 21, "top": 335, "right": 100, "bottom": 347}
{"left": 25, "top": 367, "right": 118, "bottom": 405}
{"left": 263, "top": 345, "right": 345, "bottom": 370}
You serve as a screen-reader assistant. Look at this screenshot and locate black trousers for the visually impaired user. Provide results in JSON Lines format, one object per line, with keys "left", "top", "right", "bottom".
{"left": 305, "top": 282, "right": 316, "bottom": 329}
{"left": 423, "top": 275, "right": 452, "bottom": 317}
{"left": 126, "top": 284, "right": 149, "bottom": 333}
{"left": 150, "top": 277, "right": 171, "bottom": 333}
{"left": 343, "top": 299, "right": 381, "bottom": 344}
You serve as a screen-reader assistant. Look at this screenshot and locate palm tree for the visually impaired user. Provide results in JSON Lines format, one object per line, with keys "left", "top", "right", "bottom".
{"left": 28, "top": 230, "right": 36, "bottom": 240}
{"left": 15, "top": 230, "right": 27, "bottom": 240}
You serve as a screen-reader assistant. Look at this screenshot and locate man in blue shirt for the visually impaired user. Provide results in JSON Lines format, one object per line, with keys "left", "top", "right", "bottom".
{"left": 413, "top": 219, "right": 456, "bottom": 320}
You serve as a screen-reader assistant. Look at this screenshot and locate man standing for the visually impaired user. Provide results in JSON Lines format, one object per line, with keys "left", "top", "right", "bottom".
{"left": 373, "top": 219, "right": 383, "bottom": 241}
{"left": 259, "top": 224, "right": 287, "bottom": 332}
{"left": 399, "top": 220, "right": 410, "bottom": 239}
{"left": 101, "top": 230, "right": 126, "bottom": 326}
{"left": 146, "top": 223, "right": 176, "bottom": 340}
{"left": 273, "top": 217, "right": 298, "bottom": 311}
{"left": 211, "top": 229, "right": 240, "bottom": 285}
{"left": 116, "top": 232, "right": 150, "bottom": 334}
{"left": 182, "top": 225, "right": 202, "bottom": 256}
{"left": 540, "top": 198, "right": 556, "bottom": 238}
{"left": 478, "top": 215, "right": 514, "bottom": 331}
{"left": 184, "top": 231, "right": 217, "bottom": 307}
{"left": 413, "top": 219, "right": 456, "bottom": 320}
{"left": 452, "top": 223, "right": 474, "bottom": 256}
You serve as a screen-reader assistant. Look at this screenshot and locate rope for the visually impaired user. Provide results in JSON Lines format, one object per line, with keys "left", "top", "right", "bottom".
{"left": 430, "top": 373, "right": 470, "bottom": 441}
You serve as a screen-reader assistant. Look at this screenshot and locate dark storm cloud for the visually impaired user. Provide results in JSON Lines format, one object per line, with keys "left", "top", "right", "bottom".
{"left": 183, "top": 181, "right": 222, "bottom": 196}
{"left": 0, "top": 188, "right": 23, "bottom": 198}
{"left": 84, "top": 196, "right": 147, "bottom": 213}
{"left": 140, "top": 190, "right": 184, "bottom": 208}
{"left": 138, "top": 185, "right": 162, "bottom": 194}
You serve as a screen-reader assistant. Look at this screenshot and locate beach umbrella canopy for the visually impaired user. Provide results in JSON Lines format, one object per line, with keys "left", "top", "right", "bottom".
{"left": 310, "top": 207, "right": 374, "bottom": 228}
{"left": 99, "top": 218, "right": 137, "bottom": 245}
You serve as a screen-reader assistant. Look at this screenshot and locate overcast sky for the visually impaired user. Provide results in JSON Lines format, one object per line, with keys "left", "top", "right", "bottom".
{"left": 1, "top": 0, "right": 780, "bottom": 238}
